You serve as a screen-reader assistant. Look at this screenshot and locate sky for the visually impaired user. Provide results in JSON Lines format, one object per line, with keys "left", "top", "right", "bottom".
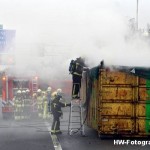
{"left": 0, "top": 0, "right": 150, "bottom": 80}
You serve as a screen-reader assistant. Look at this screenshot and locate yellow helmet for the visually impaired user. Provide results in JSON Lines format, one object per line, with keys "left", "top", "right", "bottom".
{"left": 51, "top": 91, "right": 57, "bottom": 99}
{"left": 32, "top": 93, "right": 37, "bottom": 97}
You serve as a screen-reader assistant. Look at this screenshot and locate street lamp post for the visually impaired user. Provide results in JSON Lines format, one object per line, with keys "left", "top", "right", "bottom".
{"left": 136, "top": 0, "right": 139, "bottom": 30}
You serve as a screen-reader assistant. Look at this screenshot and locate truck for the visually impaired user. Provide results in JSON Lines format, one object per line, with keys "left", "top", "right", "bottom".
{"left": 1, "top": 71, "right": 72, "bottom": 119}
{"left": 81, "top": 63, "right": 150, "bottom": 138}
{"left": 1, "top": 72, "right": 39, "bottom": 119}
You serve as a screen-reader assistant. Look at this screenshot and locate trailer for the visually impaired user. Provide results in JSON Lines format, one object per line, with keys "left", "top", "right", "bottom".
{"left": 81, "top": 64, "right": 150, "bottom": 138}
{"left": 1, "top": 73, "right": 39, "bottom": 119}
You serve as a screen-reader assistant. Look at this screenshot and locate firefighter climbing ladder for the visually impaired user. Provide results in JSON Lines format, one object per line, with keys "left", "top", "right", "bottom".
{"left": 68, "top": 99, "right": 85, "bottom": 136}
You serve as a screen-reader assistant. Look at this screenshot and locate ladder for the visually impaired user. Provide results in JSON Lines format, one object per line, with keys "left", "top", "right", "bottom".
{"left": 32, "top": 78, "right": 38, "bottom": 93}
{"left": 68, "top": 99, "right": 85, "bottom": 136}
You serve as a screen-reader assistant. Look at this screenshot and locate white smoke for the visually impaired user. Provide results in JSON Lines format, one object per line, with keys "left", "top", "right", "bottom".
{"left": 0, "top": 0, "right": 150, "bottom": 81}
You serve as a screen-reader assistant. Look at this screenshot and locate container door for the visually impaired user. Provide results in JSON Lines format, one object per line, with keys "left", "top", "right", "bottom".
{"left": 98, "top": 70, "right": 137, "bottom": 135}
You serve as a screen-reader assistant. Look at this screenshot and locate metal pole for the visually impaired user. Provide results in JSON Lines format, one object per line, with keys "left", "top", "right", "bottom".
{"left": 6, "top": 76, "right": 8, "bottom": 101}
{"left": 136, "top": 0, "right": 139, "bottom": 30}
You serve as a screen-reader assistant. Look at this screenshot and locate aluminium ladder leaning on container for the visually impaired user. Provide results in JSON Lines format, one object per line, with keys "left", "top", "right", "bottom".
{"left": 68, "top": 83, "right": 85, "bottom": 136}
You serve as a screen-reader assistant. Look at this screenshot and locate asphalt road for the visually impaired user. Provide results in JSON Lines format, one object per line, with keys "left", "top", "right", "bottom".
{"left": 59, "top": 108, "right": 150, "bottom": 150}
{"left": 0, "top": 119, "right": 54, "bottom": 150}
{"left": 0, "top": 108, "right": 150, "bottom": 150}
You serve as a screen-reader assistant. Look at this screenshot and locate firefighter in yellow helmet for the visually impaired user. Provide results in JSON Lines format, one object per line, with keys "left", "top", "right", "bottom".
{"left": 32, "top": 93, "right": 37, "bottom": 99}
{"left": 14, "top": 90, "right": 22, "bottom": 120}
{"left": 51, "top": 89, "right": 71, "bottom": 134}
{"left": 51, "top": 91, "right": 57, "bottom": 99}
{"left": 37, "top": 89, "right": 43, "bottom": 118}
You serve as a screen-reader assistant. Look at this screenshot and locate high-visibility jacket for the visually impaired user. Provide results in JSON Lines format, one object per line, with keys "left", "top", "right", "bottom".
{"left": 37, "top": 95, "right": 43, "bottom": 105}
{"left": 14, "top": 96, "right": 23, "bottom": 107}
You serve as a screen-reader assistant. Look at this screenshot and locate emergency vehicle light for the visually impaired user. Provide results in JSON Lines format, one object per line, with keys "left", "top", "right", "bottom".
{"left": 2, "top": 76, "right": 6, "bottom": 81}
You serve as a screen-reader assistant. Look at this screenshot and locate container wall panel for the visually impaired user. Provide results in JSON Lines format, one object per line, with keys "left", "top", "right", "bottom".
{"left": 100, "top": 118, "right": 133, "bottom": 134}
{"left": 139, "top": 88, "right": 147, "bottom": 101}
{"left": 136, "top": 103, "right": 147, "bottom": 117}
{"left": 87, "top": 79, "right": 98, "bottom": 130}
{"left": 101, "top": 71, "right": 136, "bottom": 85}
{"left": 139, "top": 78, "right": 146, "bottom": 84}
{"left": 102, "top": 87, "right": 133, "bottom": 101}
{"left": 81, "top": 72, "right": 87, "bottom": 104}
{"left": 101, "top": 103, "right": 133, "bottom": 116}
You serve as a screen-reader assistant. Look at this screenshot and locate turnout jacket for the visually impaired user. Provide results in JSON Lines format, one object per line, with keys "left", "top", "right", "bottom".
{"left": 72, "top": 58, "right": 87, "bottom": 76}
{"left": 51, "top": 95, "right": 71, "bottom": 116}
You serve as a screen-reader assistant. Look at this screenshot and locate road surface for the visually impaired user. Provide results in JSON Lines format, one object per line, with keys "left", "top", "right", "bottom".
{"left": 0, "top": 108, "right": 149, "bottom": 150}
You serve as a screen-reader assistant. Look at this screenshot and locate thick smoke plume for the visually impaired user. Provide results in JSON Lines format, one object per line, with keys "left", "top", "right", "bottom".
{"left": 0, "top": 0, "right": 150, "bottom": 81}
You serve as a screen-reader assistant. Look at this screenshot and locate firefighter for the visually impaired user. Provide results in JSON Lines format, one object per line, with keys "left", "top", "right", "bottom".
{"left": 32, "top": 92, "right": 37, "bottom": 114}
{"left": 14, "top": 90, "right": 22, "bottom": 120}
{"left": 37, "top": 89, "right": 43, "bottom": 118}
{"left": 25, "top": 89, "right": 31, "bottom": 99}
{"left": 24, "top": 89, "right": 31, "bottom": 119}
{"left": 32, "top": 92, "right": 37, "bottom": 100}
{"left": 22, "top": 90, "right": 26, "bottom": 99}
{"left": 51, "top": 89, "right": 71, "bottom": 134}
{"left": 32, "top": 93, "right": 37, "bottom": 104}
{"left": 47, "top": 87, "right": 52, "bottom": 112}
{"left": 42, "top": 91, "right": 49, "bottom": 119}
{"left": 71, "top": 57, "right": 87, "bottom": 99}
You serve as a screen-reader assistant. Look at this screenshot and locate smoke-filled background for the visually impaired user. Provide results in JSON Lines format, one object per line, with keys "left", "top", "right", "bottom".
{"left": 1, "top": 0, "right": 150, "bottom": 81}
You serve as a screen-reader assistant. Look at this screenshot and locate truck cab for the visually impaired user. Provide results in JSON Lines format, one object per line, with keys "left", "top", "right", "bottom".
{"left": 1, "top": 74, "right": 38, "bottom": 119}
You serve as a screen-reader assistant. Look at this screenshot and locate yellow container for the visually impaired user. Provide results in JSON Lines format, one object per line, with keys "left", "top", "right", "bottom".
{"left": 84, "top": 66, "right": 150, "bottom": 137}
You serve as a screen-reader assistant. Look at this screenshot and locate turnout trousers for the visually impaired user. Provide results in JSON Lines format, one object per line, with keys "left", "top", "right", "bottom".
{"left": 51, "top": 112, "right": 61, "bottom": 134}
{"left": 72, "top": 74, "right": 82, "bottom": 98}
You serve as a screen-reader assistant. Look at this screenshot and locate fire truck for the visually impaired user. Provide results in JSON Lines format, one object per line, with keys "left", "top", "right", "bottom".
{"left": 1, "top": 72, "right": 39, "bottom": 119}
